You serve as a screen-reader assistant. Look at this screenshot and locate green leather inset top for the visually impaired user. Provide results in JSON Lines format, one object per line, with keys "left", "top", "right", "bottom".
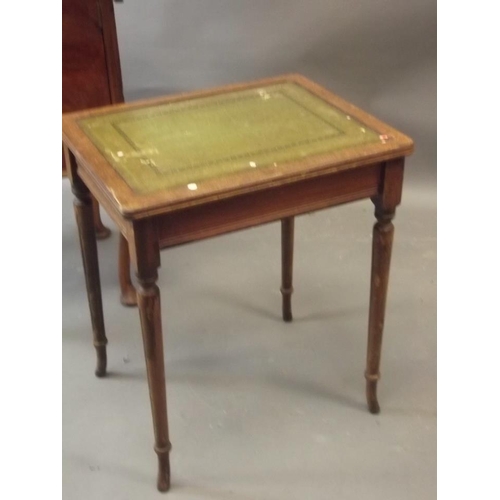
{"left": 78, "top": 83, "right": 380, "bottom": 194}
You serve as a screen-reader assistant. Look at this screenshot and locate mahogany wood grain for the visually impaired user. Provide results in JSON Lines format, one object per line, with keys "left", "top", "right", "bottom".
{"left": 62, "top": 0, "right": 124, "bottom": 238}
{"left": 98, "top": 0, "right": 125, "bottom": 104}
{"left": 62, "top": 0, "right": 112, "bottom": 113}
{"left": 154, "top": 164, "right": 380, "bottom": 249}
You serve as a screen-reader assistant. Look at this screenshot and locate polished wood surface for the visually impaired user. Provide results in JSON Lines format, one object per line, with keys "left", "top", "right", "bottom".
{"left": 62, "top": 0, "right": 123, "bottom": 169}
{"left": 62, "top": 0, "right": 111, "bottom": 113}
{"left": 152, "top": 163, "right": 380, "bottom": 248}
{"left": 63, "top": 75, "right": 413, "bottom": 492}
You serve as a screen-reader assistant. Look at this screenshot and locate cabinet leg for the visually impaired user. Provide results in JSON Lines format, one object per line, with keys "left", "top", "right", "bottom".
{"left": 280, "top": 217, "right": 294, "bottom": 322}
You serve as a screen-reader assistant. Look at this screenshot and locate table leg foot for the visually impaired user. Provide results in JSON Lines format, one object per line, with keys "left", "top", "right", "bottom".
{"left": 281, "top": 217, "right": 294, "bottom": 322}
{"left": 280, "top": 288, "right": 293, "bottom": 322}
{"left": 155, "top": 444, "right": 171, "bottom": 492}
{"left": 94, "top": 343, "right": 107, "bottom": 378}
{"left": 95, "top": 224, "right": 111, "bottom": 240}
{"left": 365, "top": 373, "right": 381, "bottom": 414}
{"left": 120, "top": 288, "right": 138, "bottom": 307}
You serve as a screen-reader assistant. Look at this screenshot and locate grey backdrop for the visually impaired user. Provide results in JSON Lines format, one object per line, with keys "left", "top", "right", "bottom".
{"left": 63, "top": 2, "right": 436, "bottom": 499}
{"left": 114, "top": 0, "right": 436, "bottom": 188}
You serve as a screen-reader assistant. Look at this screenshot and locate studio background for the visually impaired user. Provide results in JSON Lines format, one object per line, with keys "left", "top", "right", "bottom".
{"left": 63, "top": 1, "right": 436, "bottom": 499}
{"left": 117, "top": 0, "right": 436, "bottom": 187}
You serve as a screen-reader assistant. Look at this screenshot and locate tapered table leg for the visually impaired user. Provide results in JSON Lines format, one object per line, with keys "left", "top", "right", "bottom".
{"left": 119, "top": 234, "right": 137, "bottom": 307}
{"left": 365, "top": 208, "right": 395, "bottom": 414}
{"left": 92, "top": 195, "right": 111, "bottom": 240}
{"left": 73, "top": 183, "right": 108, "bottom": 377}
{"left": 136, "top": 265, "right": 171, "bottom": 492}
{"left": 281, "top": 217, "right": 294, "bottom": 322}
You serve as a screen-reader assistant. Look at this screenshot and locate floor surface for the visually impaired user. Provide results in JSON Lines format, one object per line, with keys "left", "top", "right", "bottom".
{"left": 62, "top": 181, "right": 436, "bottom": 500}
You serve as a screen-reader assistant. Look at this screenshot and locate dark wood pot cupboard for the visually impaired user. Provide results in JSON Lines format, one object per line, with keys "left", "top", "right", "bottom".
{"left": 62, "top": 0, "right": 124, "bottom": 239}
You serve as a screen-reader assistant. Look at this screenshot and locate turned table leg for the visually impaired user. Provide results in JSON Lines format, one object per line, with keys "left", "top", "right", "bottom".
{"left": 365, "top": 207, "right": 395, "bottom": 414}
{"left": 92, "top": 195, "right": 111, "bottom": 240}
{"left": 364, "top": 158, "right": 404, "bottom": 414}
{"left": 131, "top": 223, "right": 171, "bottom": 492}
{"left": 71, "top": 166, "right": 108, "bottom": 377}
{"left": 119, "top": 233, "right": 137, "bottom": 307}
{"left": 281, "top": 217, "right": 294, "bottom": 322}
{"left": 137, "top": 268, "right": 171, "bottom": 491}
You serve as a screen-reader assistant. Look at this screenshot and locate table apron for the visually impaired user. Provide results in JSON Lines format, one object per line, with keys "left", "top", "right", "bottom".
{"left": 155, "top": 163, "right": 382, "bottom": 248}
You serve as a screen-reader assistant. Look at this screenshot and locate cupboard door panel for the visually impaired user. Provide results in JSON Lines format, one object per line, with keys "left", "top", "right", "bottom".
{"left": 62, "top": 0, "right": 111, "bottom": 112}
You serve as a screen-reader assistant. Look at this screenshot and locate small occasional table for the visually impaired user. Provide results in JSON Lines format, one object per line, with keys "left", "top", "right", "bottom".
{"left": 62, "top": 74, "right": 413, "bottom": 492}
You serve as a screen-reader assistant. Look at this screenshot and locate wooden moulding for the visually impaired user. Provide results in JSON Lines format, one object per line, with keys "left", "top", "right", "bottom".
{"left": 154, "top": 163, "right": 382, "bottom": 248}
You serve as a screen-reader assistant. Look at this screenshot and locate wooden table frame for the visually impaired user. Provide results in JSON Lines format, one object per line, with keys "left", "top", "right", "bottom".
{"left": 63, "top": 74, "right": 412, "bottom": 492}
